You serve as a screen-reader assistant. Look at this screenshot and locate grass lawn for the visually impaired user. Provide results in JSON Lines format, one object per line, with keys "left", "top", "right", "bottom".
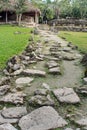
{"left": 0, "top": 25, "right": 33, "bottom": 69}
{"left": 59, "top": 31, "right": 87, "bottom": 53}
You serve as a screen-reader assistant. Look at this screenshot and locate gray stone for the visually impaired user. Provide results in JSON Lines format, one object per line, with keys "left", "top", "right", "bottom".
{"left": 63, "top": 54, "right": 76, "bottom": 61}
{"left": 12, "top": 68, "right": 23, "bottom": 76}
{"left": 34, "top": 89, "right": 48, "bottom": 96}
{"left": 16, "top": 85, "right": 24, "bottom": 91}
{"left": 53, "top": 87, "right": 80, "bottom": 104}
{"left": 77, "top": 86, "right": 87, "bottom": 94}
{"left": 75, "top": 117, "right": 87, "bottom": 126}
{"left": 63, "top": 47, "right": 72, "bottom": 52}
{"left": 22, "top": 69, "right": 46, "bottom": 77}
{"left": 12, "top": 64, "right": 20, "bottom": 71}
{"left": 0, "top": 92, "right": 26, "bottom": 104}
{"left": 42, "top": 83, "right": 50, "bottom": 90}
{"left": 0, "top": 113, "right": 18, "bottom": 125}
{"left": 3, "top": 69, "right": 10, "bottom": 76}
{"left": 75, "top": 54, "right": 82, "bottom": 59}
{"left": 19, "top": 106, "right": 67, "bottom": 130}
{"left": 2, "top": 107, "right": 27, "bottom": 119}
{"left": 15, "top": 77, "right": 34, "bottom": 85}
{"left": 29, "top": 95, "right": 54, "bottom": 106}
{"left": 7, "top": 62, "right": 13, "bottom": 68}
{"left": 0, "top": 85, "right": 10, "bottom": 96}
{"left": 46, "top": 60, "right": 58, "bottom": 68}
{"left": 83, "top": 78, "right": 87, "bottom": 84}
{"left": 49, "top": 67, "right": 61, "bottom": 74}
{"left": 64, "top": 128, "right": 73, "bottom": 130}
{"left": 44, "top": 56, "right": 59, "bottom": 61}
{"left": 0, "top": 77, "right": 10, "bottom": 86}
{"left": 0, "top": 123, "right": 17, "bottom": 130}
{"left": 83, "top": 126, "right": 87, "bottom": 130}
{"left": 21, "top": 56, "right": 30, "bottom": 61}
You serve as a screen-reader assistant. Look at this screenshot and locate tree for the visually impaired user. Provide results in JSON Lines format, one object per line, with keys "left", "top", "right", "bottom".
{"left": 0, "top": 0, "right": 10, "bottom": 23}
{"left": 15, "top": 0, "right": 27, "bottom": 26}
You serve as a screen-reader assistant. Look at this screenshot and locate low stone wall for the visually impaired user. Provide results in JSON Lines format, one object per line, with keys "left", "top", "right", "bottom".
{"left": 48, "top": 19, "right": 87, "bottom": 26}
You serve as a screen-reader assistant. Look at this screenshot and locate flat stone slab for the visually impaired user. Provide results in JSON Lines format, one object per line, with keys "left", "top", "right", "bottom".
{"left": 0, "top": 113, "right": 18, "bottom": 125}
{"left": 0, "top": 77, "right": 10, "bottom": 86}
{"left": 0, "top": 85, "right": 10, "bottom": 96}
{"left": 22, "top": 69, "right": 46, "bottom": 77}
{"left": 75, "top": 117, "right": 87, "bottom": 126}
{"left": 2, "top": 107, "right": 27, "bottom": 119}
{"left": 13, "top": 68, "right": 23, "bottom": 76}
{"left": 63, "top": 53, "right": 76, "bottom": 61}
{"left": 0, "top": 123, "right": 17, "bottom": 130}
{"left": 46, "top": 60, "right": 58, "bottom": 68}
{"left": 42, "top": 83, "right": 50, "bottom": 90}
{"left": 63, "top": 47, "right": 72, "bottom": 52}
{"left": 53, "top": 87, "right": 80, "bottom": 104}
{"left": 15, "top": 77, "right": 34, "bottom": 85}
{"left": 77, "top": 85, "right": 87, "bottom": 94}
{"left": 29, "top": 95, "right": 54, "bottom": 106}
{"left": 34, "top": 89, "right": 48, "bottom": 96}
{"left": 19, "top": 106, "right": 67, "bottom": 130}
{"left": 49, "top": 67, "right": 61, "bottom": 74}
{"left": 65, "top": 128, "right": 73, "bottom": 130}
{"left": 0, "top": 92, "right": 26, "bottom": 104}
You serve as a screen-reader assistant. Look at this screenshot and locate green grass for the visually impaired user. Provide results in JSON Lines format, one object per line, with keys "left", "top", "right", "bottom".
{"left": 59, "top": 31, "right": 87, "bottom": 53}
{"left": 0, "top": 25, "right": 33, "bottom": 69}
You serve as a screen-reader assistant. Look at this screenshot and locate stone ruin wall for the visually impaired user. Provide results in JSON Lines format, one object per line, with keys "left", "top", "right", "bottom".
{"left": 48, "top": 19, "right": 87, "bottom": 32}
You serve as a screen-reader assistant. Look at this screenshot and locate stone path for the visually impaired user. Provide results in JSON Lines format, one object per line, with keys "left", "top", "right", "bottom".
{"left": 0, "top": 28, "right": 86, "bottom": 130}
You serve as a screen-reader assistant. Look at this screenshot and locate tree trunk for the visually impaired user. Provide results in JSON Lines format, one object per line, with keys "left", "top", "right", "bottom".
{"left": 18, "top": 14, "right": 22, "bottom": 26}
{"left": 6, "top": 11, "right": 8, "bottom": 23}
{"left": 16, "top": 14, "right": 19, "bottom": 23}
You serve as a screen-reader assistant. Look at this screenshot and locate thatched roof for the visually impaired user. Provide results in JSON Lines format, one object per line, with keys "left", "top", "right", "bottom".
{"left": 0, "top": 0, "right": 40, "bottom": 13}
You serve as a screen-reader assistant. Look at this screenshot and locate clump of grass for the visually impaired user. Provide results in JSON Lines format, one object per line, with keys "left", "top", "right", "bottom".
{"left": 0, "top": 25, "right": 33, "bottom": 69}
{"left": 59, "top": 31, "right": 87, "bottom": 53}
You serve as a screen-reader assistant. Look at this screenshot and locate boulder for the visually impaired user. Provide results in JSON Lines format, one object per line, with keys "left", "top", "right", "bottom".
{"left": 15, "top": 77, "right": 34, "bottom": 85}
{"left": 22, "top": 69, "right": 46, "bottom": 77}
{"left": 0, "top": 85, "right": 10, "bottom": 96}
{"left": 0, "top": 92, "right": 26, "bottom": 104}
{"left": 0, "top": 123, "right": 17, "bottom": 130}
{"left": 53, "top": 87, "right": 80, "bottom": 104}
{"left": 19, "top": 106, "right": 67, "bottom": 130}
{"left": 2, "top": 107, "right": 27, "bottom": 119}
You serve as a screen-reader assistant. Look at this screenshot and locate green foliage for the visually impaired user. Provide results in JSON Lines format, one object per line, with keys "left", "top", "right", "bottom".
{"left": 0, "top": 25, "right": 32, "bottom": 69}
{"left": 15, "top": 0, "right": 27, "bottom": 14}
{"left": 59, "top": 31, "right": 87, "bottom": 53}
{"left": 31, "top": 0, "right": 87, "bottom": 20}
